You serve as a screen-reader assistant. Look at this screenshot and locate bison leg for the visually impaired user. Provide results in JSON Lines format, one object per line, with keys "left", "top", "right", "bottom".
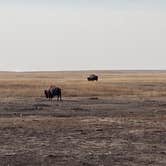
{"left": 57, "top": 95, "right": 62, "bottom": 101}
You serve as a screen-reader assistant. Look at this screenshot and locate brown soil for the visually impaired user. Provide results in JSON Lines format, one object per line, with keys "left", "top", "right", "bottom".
{"left": 0, "top": 96, "right": 165, "bottom": 166}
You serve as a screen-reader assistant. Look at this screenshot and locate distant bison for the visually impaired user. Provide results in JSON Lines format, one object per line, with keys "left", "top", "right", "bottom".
{"left": 44, "top": 86, "right": 62, "bottom": 101}
{"left": 87, "top": 74, "right": 98, "bottom": 81}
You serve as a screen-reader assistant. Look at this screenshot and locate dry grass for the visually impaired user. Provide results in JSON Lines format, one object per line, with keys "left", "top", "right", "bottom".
{"left": 0, "top": 71, "right": 166, "bottom": 97}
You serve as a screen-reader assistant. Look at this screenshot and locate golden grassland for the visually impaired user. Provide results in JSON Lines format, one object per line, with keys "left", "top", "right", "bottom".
{"left": 0, "top": 70, "right": 166, "bottom": 97}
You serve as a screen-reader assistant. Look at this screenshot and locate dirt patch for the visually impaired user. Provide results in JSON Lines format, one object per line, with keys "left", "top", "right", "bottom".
{"left": 0, "top": 96, "right": 165, "bottom": 165}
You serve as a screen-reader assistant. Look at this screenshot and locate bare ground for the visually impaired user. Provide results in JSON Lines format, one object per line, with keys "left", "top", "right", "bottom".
{"left": 0, "top": 96, "right": 165, "bottom": 166}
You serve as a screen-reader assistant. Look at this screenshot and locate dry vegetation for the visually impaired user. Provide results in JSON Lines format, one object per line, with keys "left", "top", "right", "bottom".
{"left": 1, "top": 70, "right": 166, "bottom": 97}
{"left": 0, "top": 71, "right": 166, "bottom": 166}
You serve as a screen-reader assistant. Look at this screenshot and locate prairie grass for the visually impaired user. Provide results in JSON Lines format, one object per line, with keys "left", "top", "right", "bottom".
{"left": 0, "top": 71, "right": 166, "bottom": 97}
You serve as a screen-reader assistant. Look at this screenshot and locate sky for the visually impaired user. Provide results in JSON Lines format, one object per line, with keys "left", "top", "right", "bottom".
{"left": 0, "top": 0, "right": 166, "bottom": 71}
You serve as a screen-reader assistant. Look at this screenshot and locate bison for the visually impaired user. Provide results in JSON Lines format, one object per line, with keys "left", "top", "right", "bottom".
{"left": 44, "top": 86, "right": 62, "bottom": 101}
{"left": 87, "top": 74, "right": 98, "bottom": 81}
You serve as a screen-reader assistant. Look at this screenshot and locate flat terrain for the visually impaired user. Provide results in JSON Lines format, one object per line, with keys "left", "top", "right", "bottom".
{"left": 0, "top": 71, "right": 166, "bottom": 166}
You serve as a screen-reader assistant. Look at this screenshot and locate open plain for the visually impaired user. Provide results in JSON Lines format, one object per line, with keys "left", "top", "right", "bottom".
{"left": 0, "top": 71, "right": 166, "bottom": 166}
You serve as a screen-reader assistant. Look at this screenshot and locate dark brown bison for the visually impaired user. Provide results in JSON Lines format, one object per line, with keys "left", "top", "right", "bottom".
{"left": 87, "top": 74, "right": 98, "bottom": 81}
{"left": 44, "top": 86, "right": 62, "bottom": 101}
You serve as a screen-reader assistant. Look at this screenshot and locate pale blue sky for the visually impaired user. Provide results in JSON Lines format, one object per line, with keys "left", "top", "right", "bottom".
{"left": 0, "top": 1, "right": 166, "bottom": 71}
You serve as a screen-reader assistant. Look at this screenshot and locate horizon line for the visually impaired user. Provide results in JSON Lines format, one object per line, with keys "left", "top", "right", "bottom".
{"left": 1, "top": 69, "right": 166, "bottom": 73}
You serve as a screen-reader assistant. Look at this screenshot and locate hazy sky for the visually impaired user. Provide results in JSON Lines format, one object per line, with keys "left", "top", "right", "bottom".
{"left": 0, "top": 1, "right": 166, "bottom": 71}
